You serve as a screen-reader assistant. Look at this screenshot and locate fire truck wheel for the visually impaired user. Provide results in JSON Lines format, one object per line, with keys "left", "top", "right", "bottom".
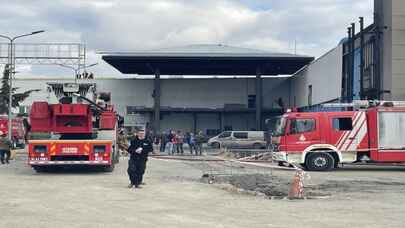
{"left": 306, "top": 152, "right": 335, "bottom": 171}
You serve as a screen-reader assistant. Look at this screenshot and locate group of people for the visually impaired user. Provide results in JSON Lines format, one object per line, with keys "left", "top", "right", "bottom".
{"left": 119, "top": 128, "right": 207, "bottom": 189}
{"left": 158, "top": 130, "right": 205, "bottom": 156}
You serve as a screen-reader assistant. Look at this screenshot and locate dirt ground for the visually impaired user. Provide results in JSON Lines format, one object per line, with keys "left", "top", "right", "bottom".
{"left": 1, "top": 152, "right": 405, "bottom": 228}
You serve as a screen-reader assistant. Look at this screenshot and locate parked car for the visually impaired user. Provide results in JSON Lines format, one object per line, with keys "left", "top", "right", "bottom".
{"left": 207, "top": 131, "right": 267, "bottom": 149}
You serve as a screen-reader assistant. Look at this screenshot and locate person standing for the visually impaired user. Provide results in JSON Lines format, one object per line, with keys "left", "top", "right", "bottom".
{"left": 159, "top": 131, "right": 167, "bottom": 153}
{"left": 166, "top": 130, "right": 175, "bottom": 155}
{"left": 176, "top": 131, "right": 184, "bottom": 155}
{"left": 195, "top": 131, "right": 205, "bottom": 156}
{"left": 185, "top": 132, "right": 191, "bottom": 153}
{"left": 189, "top": 133, "right": 196, "bottom": 155}
{"left": 0, "top": 131, "right": 12, "bottom": 164}
{"left": 127, "top": 130, "right": 153, "bottom": 188}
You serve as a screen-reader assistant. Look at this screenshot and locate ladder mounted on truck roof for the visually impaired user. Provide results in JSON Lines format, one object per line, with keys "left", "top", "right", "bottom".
{"left": 47, "top": 83, "right": 96, "bottom": 99}
{"left": 322, "top": 100, "right": 405, "bottom": 110}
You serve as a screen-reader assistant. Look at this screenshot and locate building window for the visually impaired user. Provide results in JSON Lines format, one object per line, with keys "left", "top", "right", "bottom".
{"left": 233, "top": 132, "right": 248, "bottom": 139}
{"left": 248, "top": 95, "right": 256, "bottom": 108}
{"left": 333, "top": 117, "right": 353, "bottom": 131}
{"left": 308, "top": 85, "right": 313, "bottom": 106}
{"left": 289, "top": 119, "right": 316, "bottom": 134}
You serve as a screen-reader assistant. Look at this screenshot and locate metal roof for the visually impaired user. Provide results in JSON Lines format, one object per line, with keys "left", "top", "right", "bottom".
{"left": 101, "top": 44, "right": 314, "bottom": 76}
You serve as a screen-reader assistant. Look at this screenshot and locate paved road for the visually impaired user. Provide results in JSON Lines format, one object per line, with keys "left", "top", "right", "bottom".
{"left": 0, "top": 153, "right": 405, "bottom": 228}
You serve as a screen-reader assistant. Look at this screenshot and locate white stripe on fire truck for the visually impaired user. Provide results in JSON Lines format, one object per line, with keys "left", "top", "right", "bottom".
{"left": 336, "top": 112, "right": 361, "bottom": 149}
{"left": 337, "top": 112, "right": 364, "bottom": 150}
{"left": 346, "top": 117, "right": 368, "bottom": 151}
{"left": 336, "top": 112, "right": 360, "bottom": 148}
{"left": 337, "top": 112, "right": 362, "bottom": 150}
{"left": 342, "top": 114, "right": 365, "bottom": 151}
{"left": 335, "top": 111, "right": 353, "bottom": 147}
{"left": 338, "top": 112, "right": 366, "bottom": 151}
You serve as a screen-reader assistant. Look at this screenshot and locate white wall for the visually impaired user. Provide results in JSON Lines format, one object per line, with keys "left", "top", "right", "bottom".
{"left": 223, "top": 113, "right": 256, "bottom": 131}
{"left": 14, "top": 77, "right": 287, "bottom": 132}
{"left": 160, "top": 113, "right": 194, "bottom": 132}
{"left": 161, "top": 79, "right": 250, "bottom": 108}
{"left": 289, "top": 45, "right": 343, "bottom": 107}
{"left": 263, "top": 79, "right": 291, "bottom": 108}
{"left": 16, "top": 77, "right": 289, "bottom": 114}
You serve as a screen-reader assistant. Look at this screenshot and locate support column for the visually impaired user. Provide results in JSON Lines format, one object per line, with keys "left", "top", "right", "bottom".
{"left": 192, "top": 113, "right": 197, "bottom": 134}
{"left": 359, "top": 17, "right": 365, "bottom": 99}
{"left": 255, "top": 67, "right": 262, "bottom": 130}
{"left": 350, "top": 23, "right": 355, "bottom": 102}
{"left": 218, "top": 112, "right": 224, "bottom": 132}
{"left": 154, "top": 69, "right": 161, "bottom": 134}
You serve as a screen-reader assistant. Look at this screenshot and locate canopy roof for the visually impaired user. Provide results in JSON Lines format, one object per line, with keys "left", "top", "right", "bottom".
{"left": 101, "top": 44, "right": 314, "bottom": 76}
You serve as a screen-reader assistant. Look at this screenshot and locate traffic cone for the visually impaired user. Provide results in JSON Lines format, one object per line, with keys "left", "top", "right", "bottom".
{"left": 288, "top": 169, "right": 305, "bottom": 199}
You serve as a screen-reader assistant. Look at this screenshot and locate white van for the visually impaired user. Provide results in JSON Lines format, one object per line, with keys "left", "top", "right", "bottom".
{"left": 207, "top": 131, "right": 266, "bottom": 149}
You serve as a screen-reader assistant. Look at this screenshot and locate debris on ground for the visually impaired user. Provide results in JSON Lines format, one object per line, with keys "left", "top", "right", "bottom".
{"left": 201, "top": 173, "right": 291, "bottom": 198}
{"left": 218, "top": 149, "right": 274, "bottom": 161}
{"left": 217, "top": 150, "right": 237, "bottom": 159}
{"left": 238, "top": 152, "right": 273, "bottom": 161}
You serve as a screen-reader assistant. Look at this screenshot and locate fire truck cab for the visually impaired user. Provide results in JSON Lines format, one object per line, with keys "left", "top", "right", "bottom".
{"left": 270, "top": 101, "right": 405, "bottom": 171}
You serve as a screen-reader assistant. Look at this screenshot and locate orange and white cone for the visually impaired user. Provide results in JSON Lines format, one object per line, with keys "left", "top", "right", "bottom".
{"left": 288, "top": 169, "right": 305, "bottom": 199}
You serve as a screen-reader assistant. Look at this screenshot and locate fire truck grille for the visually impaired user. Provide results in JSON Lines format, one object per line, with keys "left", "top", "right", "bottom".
{"left": 51, "top": 156, "right": 89, "bottom": 161}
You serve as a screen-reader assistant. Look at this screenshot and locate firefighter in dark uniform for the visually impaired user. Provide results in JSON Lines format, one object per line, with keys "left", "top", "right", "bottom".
{"left": 127, "top": 130, "right": 153, "bottom": 188}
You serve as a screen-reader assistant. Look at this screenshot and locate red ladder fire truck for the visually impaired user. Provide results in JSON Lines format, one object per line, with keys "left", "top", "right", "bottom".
{"left": 28, "top": 83, "right": 119, "bottom": 172}
{"left": 270, "top": 101, "right": 405, "bottom": 171}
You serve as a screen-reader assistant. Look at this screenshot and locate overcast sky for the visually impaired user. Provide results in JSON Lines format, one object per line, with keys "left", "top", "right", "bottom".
{"left": 0, "top": 0, "right": 374, "bottom": 78}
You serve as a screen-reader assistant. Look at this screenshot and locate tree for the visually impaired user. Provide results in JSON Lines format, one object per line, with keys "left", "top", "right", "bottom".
{"left": 0, "top": 64, "right": 40, "bottom": 114}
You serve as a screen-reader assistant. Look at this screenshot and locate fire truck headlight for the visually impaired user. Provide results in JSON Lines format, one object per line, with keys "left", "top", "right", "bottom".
{"left": 33, "top": 145, "right": 47, "bottom": 153}
{"left": 93, "top": 145, "right": 106, "bottom": 153}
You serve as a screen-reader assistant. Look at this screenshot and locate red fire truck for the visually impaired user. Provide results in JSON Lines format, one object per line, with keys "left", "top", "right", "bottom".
{"left": 28, "top": 83, "right": 119, "bottom": 172}
{"left": 0, "top": 116, "right": 26, "bottom": 148}
{"left": 270, "top": 101, "right": 405, "bottom": 171}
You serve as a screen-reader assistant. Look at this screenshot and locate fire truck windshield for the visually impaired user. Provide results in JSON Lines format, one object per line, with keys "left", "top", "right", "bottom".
{"left": 272, "top": 117, "right": 286, "bottom": 136}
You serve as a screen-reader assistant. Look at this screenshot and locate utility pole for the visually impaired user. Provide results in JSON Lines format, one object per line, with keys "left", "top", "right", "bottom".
{"left": 0, "top": 30, "right": 45, "bottom": 141}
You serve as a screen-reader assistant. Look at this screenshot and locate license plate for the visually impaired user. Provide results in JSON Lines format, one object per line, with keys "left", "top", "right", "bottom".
{"left": 62, "top": 147, "right": 78, "bottom": 154}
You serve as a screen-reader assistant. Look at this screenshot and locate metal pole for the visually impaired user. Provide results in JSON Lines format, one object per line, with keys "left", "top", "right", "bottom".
{"left": 8, "top": 40, "right": 13, "bottom": 141}
{"left": 346, "top": 27, "right": 352, "bottom": 102}
{"left": 0, "top": 31, "right": 44, "bottom": 141}
{"left": 359, "top": 17, "right": 365, "bottom": 99}
{"left": 255, "top": 67, "right": 262, "bottom": 130}
{"left": 351, "top": 23, "right": 356, "bottom": 102}
{"left": 154, "top": 68, "right": 161, "bottom": 134}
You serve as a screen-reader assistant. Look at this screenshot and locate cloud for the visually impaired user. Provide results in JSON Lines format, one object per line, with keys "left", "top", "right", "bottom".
{"left": 0, "top": 0, "right": 374, "bottom": 77}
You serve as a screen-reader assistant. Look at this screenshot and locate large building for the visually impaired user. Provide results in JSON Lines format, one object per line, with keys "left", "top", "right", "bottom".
{"left": 16, "top": 44, "right": 314, "bottom": 135}
{"left": 100, "top": 44, "right": 312, "bottom": 134}
{"left": 16, "top": 76, "right": 292, "bottom": 135}
{"left": 289, "top": 0, "right": 405, "bottom": 109}
{"left": 15, "top": 0, "right": 404, "bottom": 135}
